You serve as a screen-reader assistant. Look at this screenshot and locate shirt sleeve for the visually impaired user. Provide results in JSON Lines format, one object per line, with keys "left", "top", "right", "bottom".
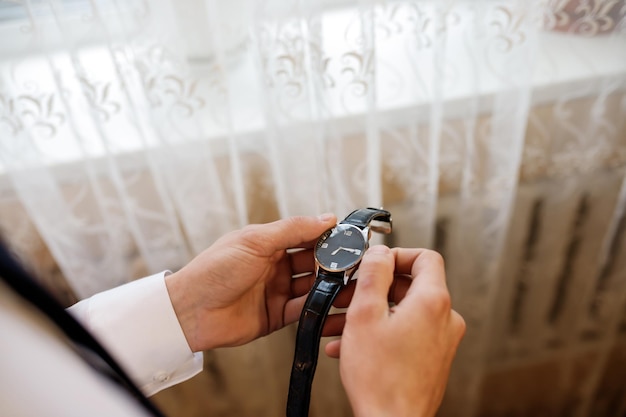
{"left": 67, "top": 271, "right": 204, "bottom": 397}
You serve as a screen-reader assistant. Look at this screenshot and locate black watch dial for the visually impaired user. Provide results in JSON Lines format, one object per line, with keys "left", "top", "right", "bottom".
{"left": 314, "top": 223, "right": 367, "bottom": 272}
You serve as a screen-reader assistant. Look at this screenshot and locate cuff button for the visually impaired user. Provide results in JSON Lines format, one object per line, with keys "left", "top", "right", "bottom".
{"left": 154, "top": 372, "right": 170, "bottom": 382}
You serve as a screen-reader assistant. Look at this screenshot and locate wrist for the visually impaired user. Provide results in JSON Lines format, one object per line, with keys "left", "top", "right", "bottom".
{"left": 164, "top": 270, "right": 201, "bottom": 352}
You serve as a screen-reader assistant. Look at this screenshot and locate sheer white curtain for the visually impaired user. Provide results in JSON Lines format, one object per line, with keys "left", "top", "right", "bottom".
{"left": 1, "top": 0, "right": 626, "bottom": 415}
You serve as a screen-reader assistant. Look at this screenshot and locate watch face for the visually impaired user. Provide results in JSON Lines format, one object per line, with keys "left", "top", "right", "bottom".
{"left": 314, "top": 223, "right": 367, "bottom": 272}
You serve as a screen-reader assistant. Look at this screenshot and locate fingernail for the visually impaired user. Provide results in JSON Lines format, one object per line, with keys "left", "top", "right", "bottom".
{"left": 318, "top": 213, "right": 335, "bottom": 222}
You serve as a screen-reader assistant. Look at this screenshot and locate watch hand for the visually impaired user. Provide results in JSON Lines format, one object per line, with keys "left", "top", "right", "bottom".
{"left": 332, "top": 247, "right": 362, "bottom": 256}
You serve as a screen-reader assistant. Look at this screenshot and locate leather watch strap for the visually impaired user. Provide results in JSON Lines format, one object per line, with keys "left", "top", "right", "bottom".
{"left": 287, "top": 208, "right": 392, "bottom": 417}
{"left": 286, "top": 271, "right": 343, "bottom": 417}
{"left": 343, "top": 207, "right": 392, "bottom": 229}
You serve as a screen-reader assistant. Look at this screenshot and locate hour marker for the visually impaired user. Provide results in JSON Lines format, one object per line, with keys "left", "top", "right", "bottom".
{"left": 354, "top": 250, "right": 361, "bottom": 255}
{"left": 330, "top": 262, "right": 338, "bottom": 269}
{"left": 344, "top": 230, "right": 352, "bottom": 236}
{"left": 321, "top": 243, "right": 328, "bottom": 248}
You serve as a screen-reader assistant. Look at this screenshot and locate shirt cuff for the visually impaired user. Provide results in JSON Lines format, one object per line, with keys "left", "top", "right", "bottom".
{"left": 68, "top": 271, "right": 203, "bottom": 397}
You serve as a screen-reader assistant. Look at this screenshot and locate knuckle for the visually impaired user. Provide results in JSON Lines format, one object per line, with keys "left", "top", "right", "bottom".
{"left": 238, "top": 224, "right": 261, "bottom": 243}
{"left": 422, "top": 287, "right": 452, "bottom": 317}
{"left": 452, "top": 310, "right": 467, "bottom": 339}
{"left": 422, "top": 249, "right": 445, "bottom": 269}
{"left": 237, "top": 224, "right": 268, "bottom": 251}
{"left": 284, "top": 215, "right": 305, "bottom": 228}
{"left": 240, "top": 223, "right": 261, "bottom": 236}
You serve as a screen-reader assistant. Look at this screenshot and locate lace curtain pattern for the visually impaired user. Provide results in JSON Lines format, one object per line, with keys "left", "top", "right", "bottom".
{"left": 1, "top": 0, "right": 625, "bottom": 416}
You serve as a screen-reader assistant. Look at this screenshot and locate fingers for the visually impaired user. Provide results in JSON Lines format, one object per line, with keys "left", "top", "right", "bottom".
{"left": 290, "top": 274, "right": 316, "bottom": 298}
{"left": 290, "top": 267, "right": 412, "bottom": 303}
{"left": 283, "top": 294, "right": 309, "bottom": 325}
{"left": 325, "top": 339, "right": 341, "bottom": 359}
{"left": 348, "top": 245, "right": 395, "bottom": 319}
{"left": 322, "top": 313, "right": 346, "bottom": 337}
{"left": 333, "top": 276, "right": 411, "bottom": 307}
{"left": 283, "top": 299, "right": 347, "bottom": 336}
{"left": 393, "top": 249, "right": 461, "bottom": 340}
{"left": 391, "top": 247, "right": 444, "bottom": 280}
{"left": 288, "top": 248, "right": 316, "bottom": 276}
{"left": 255, "top": 213, "right": 337, "bottom": 253}
{"left": 321, "top": 311, "right": 464, "bottom": 360}
{"left": 402, "top": 249, "right": 449, "bottom": 303}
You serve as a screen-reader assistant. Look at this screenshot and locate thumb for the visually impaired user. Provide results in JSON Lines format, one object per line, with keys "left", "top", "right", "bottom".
{"left": 349, "top": 245, "right": 394, "bottom": 319}
{"left": 261, "top": 213, "right": 337, "bottom": 250}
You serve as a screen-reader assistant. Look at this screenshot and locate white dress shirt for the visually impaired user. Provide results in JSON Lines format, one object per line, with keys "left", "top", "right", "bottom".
{"left": 0, "top": 272, "right": 203, "bottom": 417}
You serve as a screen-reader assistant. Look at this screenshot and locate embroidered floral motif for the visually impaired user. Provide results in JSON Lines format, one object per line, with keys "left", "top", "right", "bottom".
{"left": 79, "top": 77, "right": 121, "bottom": 122}
{"left": 0, "top": 92, "right": 65, "bottom": 138}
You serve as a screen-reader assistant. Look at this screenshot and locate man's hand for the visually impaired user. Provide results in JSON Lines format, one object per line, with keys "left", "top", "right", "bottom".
{"left": 165, "top": 214, "right": 337, "bottom": 352}
{"left": 328, "top": 245, "right": 466, "bottom": 417}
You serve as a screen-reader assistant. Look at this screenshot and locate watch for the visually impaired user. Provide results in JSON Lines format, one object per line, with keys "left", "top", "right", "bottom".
{"left": 286, "top": 207, "right": 392, "bottom": 417}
